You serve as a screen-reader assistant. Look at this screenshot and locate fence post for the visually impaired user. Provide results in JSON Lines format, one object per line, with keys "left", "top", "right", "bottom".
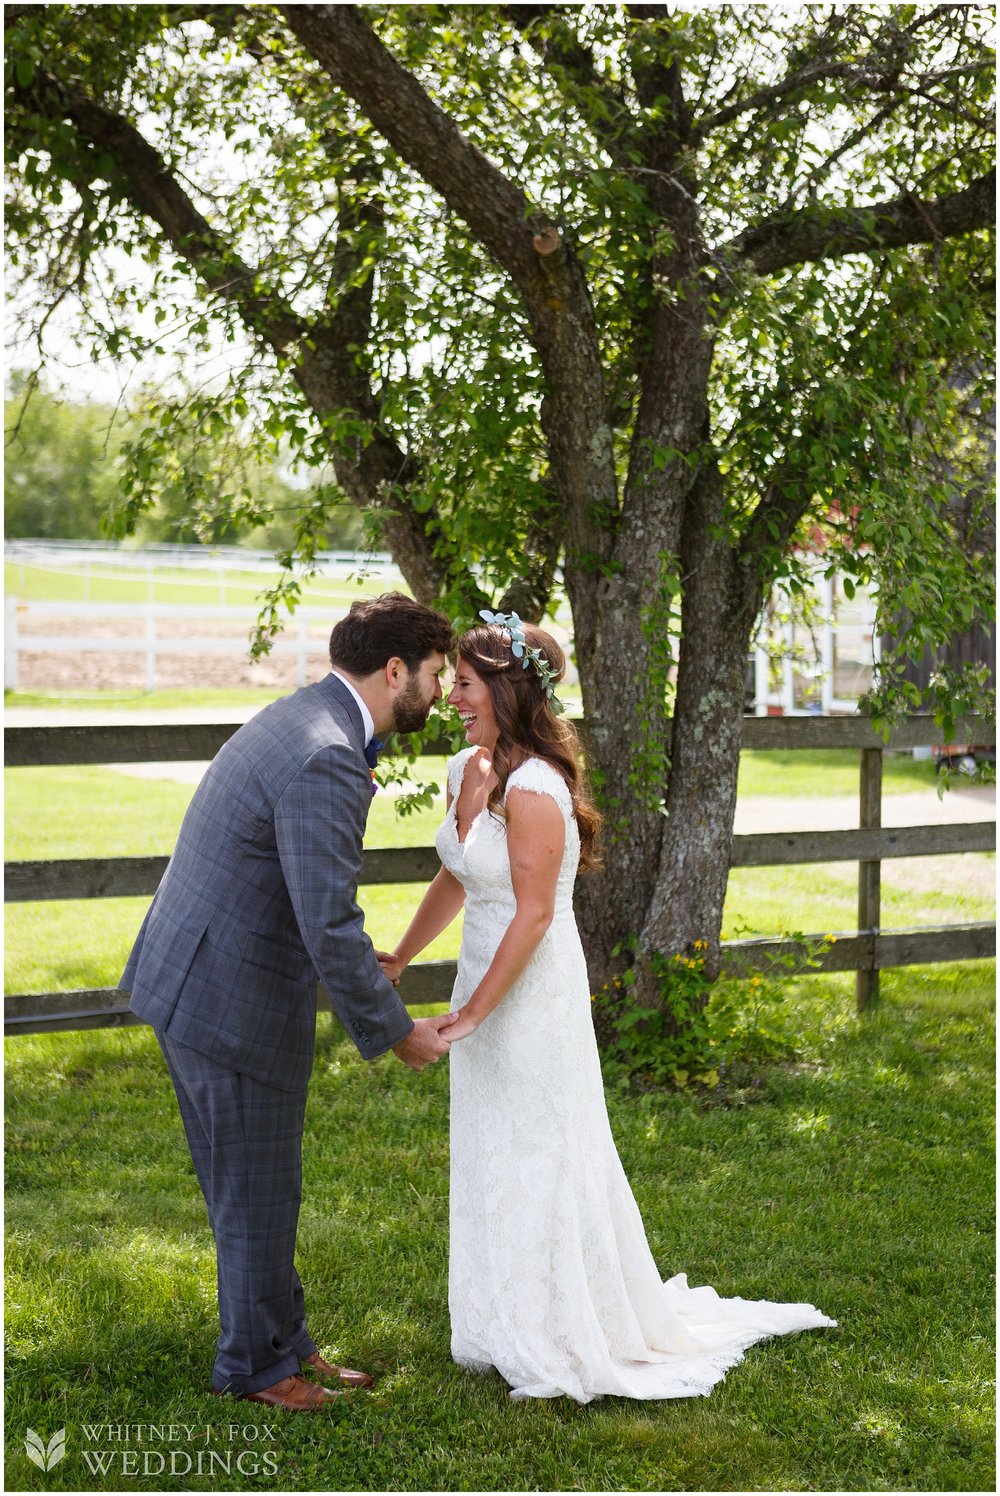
{"left": 754, "top": 642, "right": 769, "bottom": 716}
{"left": 5, "top": 595, "right": 19, "bottom": 690}
{"left": 820, "top": 571, "right": 834, "bottom": 715}
{"left": 857, "top": 744, "right": 883, "bottom": 1008}
{"left": 145, "top": 612, "right": 156, "bottom": 691}
{"left": 297, "top": 614, "right": 309, "bottom": 688}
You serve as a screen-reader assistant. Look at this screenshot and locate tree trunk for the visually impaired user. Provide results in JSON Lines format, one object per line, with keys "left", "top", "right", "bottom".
{"left": 576, "top": 448, "right": 767, "bottom": 1019}
{"left": 639, "top": 461, "right": 765, "bottom": 996}
{"left": 571, "top": 551, "right": 669, "bottom": 981}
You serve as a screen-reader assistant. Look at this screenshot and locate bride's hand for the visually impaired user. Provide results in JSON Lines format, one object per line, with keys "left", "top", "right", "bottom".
{"left": 376, "top": 949, "right": 406, "bottom": 986}
{"left": 443, "top": 1007, "right": 480, "bottom": 1042}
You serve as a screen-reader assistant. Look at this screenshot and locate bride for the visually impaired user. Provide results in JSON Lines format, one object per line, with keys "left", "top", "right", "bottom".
{"left": 378, "top": 614, "right": 836, "bottom": 1403}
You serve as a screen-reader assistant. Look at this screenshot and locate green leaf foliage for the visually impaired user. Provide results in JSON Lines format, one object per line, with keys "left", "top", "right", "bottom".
{"left": 4, "top": 4, "right": 994, "bottom": 835}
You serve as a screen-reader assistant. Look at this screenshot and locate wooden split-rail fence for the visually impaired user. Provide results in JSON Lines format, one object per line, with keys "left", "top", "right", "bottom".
{"left": 4, "top": 714, "right": 995, "bottom": 1037}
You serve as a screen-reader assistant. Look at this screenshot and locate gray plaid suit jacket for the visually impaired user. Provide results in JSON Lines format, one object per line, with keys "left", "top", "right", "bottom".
{"left": 121, "top": 673, "right": 414, "bottom": 1090}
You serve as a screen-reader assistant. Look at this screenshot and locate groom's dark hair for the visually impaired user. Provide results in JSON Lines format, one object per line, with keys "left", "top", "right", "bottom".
{"left": 329, "top": 591, "right": 454, "bottom": 676}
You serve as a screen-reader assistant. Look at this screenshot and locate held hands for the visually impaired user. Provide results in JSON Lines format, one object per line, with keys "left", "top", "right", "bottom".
{"left": 378, "top": 932, "right": 480, "bottom": 1068}
{"left": 392, "top": 1013, "right": 461, "bottom": 1071}
{"left": 376, "top": 949, "right": 405, "bottom": 986}
{"left": 442, "top": 1006, "right": 479, "bottom": 1043}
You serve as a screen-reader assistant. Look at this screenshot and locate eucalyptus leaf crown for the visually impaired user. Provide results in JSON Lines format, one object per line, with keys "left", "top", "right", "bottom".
{"left": 478, "top": 609, "right": 565, "bottom": 715}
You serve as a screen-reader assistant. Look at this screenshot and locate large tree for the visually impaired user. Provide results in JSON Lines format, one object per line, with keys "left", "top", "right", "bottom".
{"left": 6, "top": 2, "right": 995, "bottom": 1006}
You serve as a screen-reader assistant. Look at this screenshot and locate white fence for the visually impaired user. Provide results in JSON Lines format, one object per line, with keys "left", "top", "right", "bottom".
{"left": 5, "top": 542, "right": 884, "bottom": 714}
{"left": 4, "top": 540, "right": 401, "bottom": 605}
{"left": 5, "top": 538, "right": 396, "bottom": 574}
{"left": 5, "top": 599, "right": 342, "bottom": 691}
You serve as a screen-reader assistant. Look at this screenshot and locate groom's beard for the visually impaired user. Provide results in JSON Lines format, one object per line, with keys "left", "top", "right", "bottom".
{"left": 392, "top": 676, "right": 434, "bottom": 736}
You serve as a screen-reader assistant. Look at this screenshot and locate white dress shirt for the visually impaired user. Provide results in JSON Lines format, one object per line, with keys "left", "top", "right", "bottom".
{"left": 330, "top": 669, "right": 376, "bottom": 748}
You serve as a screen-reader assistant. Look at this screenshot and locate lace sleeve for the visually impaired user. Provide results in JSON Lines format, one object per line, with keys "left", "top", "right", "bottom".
{"left": 504, "top": 757, "right": 573, "bottom": 818}
{"left": 447, "top": 747, "right": 478, "bottom": 800}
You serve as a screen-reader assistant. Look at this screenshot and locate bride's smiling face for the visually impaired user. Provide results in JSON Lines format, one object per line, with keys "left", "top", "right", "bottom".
{"left": 448, "top": 657, "right": 498, "bottom": 750}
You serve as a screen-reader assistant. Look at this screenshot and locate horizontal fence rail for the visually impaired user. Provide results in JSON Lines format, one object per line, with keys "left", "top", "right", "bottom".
{"left": 7, "top": 822, "right": 996, "bottom": 904}
{"left": 6, "top": 713, "right": 995, "bottom": 767}
{"left": 5, "top": 714, "right": 995, "bottom": 1036}
{"left": 6, "top": 925, "right": 995, "bottom": 1040}
{"left": 5, "top": 538, "right": 397, "bottom": 573}
{"left": 5, "top": 848, "right": 446, "bottom": 902}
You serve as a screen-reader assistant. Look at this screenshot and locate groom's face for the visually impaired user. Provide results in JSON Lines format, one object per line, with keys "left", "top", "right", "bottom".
{"left": 392, "top": 652, "right": 447, "bottom": 735}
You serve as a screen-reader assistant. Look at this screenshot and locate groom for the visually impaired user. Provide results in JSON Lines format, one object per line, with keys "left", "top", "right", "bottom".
{"left": 121, "top": 592, "right": 457, "bottom": 1411}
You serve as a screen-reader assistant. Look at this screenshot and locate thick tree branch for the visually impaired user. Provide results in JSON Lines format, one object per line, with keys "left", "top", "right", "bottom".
{"left": 281, "top": 3, "right": 555, "bottom": 302}
{"left": 281, "top": 2, "right": 619, "bottom": 584}
{"left": 723, "top": 169, "right": 995, "bottom": 277}
{"left": 14, "top": 69, "right": 303, "bottom": 349}
{"left": 617, "top": 4, "right": 707, "bottom": 565}
{"left": 627, "top": 4, "right": 693, "bottom": 164}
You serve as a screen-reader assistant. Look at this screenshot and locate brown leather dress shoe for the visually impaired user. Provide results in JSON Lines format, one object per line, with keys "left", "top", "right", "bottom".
{"left": 239, "top": 1374, "right": 343, "bottom": 1410}
{"left": 302, "top": 1351, "right": 375, "bottom": 1389}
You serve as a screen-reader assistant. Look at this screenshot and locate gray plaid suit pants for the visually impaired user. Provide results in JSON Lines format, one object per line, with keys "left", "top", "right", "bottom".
{"left": 157, "top": 1030, "right": 319, "bottom": 1394}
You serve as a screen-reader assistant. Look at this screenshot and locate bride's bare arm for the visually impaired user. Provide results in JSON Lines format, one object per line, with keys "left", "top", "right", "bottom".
{"left": 379, "top": 866, "right": 467, "bottom": 982}
{"left": 446, "top": 788, "right": 565, "bottom": 1040}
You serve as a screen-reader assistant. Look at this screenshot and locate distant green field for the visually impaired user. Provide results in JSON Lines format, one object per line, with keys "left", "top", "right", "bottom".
{"left": 4, "top": 558, "right": 394, "bottom": 607}
{"left": 5, "top": 687, "right": 289, "bottom": 712}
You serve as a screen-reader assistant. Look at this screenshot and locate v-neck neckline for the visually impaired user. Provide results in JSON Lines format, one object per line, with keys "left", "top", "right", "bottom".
{"left": 450, "top": 798, "right": 486, "bottom": 849}
{"left": 451, "top": 747, "right": 496, "bottom": 848}
{"left": 450, "top": 747, "right": 538, "bottom": 848}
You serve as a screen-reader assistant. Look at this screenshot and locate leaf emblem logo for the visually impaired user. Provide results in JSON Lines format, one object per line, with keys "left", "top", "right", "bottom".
{"left": 25, "top": 1427, "right": 67, "bottom": 1471}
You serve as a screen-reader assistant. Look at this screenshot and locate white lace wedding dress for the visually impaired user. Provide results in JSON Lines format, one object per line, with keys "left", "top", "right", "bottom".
{"left": 437, "top": 747, "right": 836, "bottom": 1403}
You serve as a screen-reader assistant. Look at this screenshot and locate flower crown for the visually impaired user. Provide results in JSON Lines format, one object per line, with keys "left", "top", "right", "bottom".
{"left": 478, "top": 608, "right": 565, "bottom": 714}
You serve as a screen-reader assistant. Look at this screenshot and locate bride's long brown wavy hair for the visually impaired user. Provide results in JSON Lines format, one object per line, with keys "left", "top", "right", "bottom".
{"left": 457, "top": 622, "right": 602, "bottom": 870}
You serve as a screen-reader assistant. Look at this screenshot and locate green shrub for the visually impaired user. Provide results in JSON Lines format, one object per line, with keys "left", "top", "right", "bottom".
{"left": 594, "top": 932, "right": 832, "bottom": 1091}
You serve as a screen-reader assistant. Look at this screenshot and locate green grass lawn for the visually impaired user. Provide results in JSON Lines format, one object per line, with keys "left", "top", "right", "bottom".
{"left": 4, "top": 962, "right": 994, "bottom": 1492}
{"left": 735, "top": 747, "right": 945, "bottom": 797}
{"left": 724, "top": 858, "right": 994, "bottom": 943}
{"left": 4, "top": 760, "right": 462, "bottom": 994}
